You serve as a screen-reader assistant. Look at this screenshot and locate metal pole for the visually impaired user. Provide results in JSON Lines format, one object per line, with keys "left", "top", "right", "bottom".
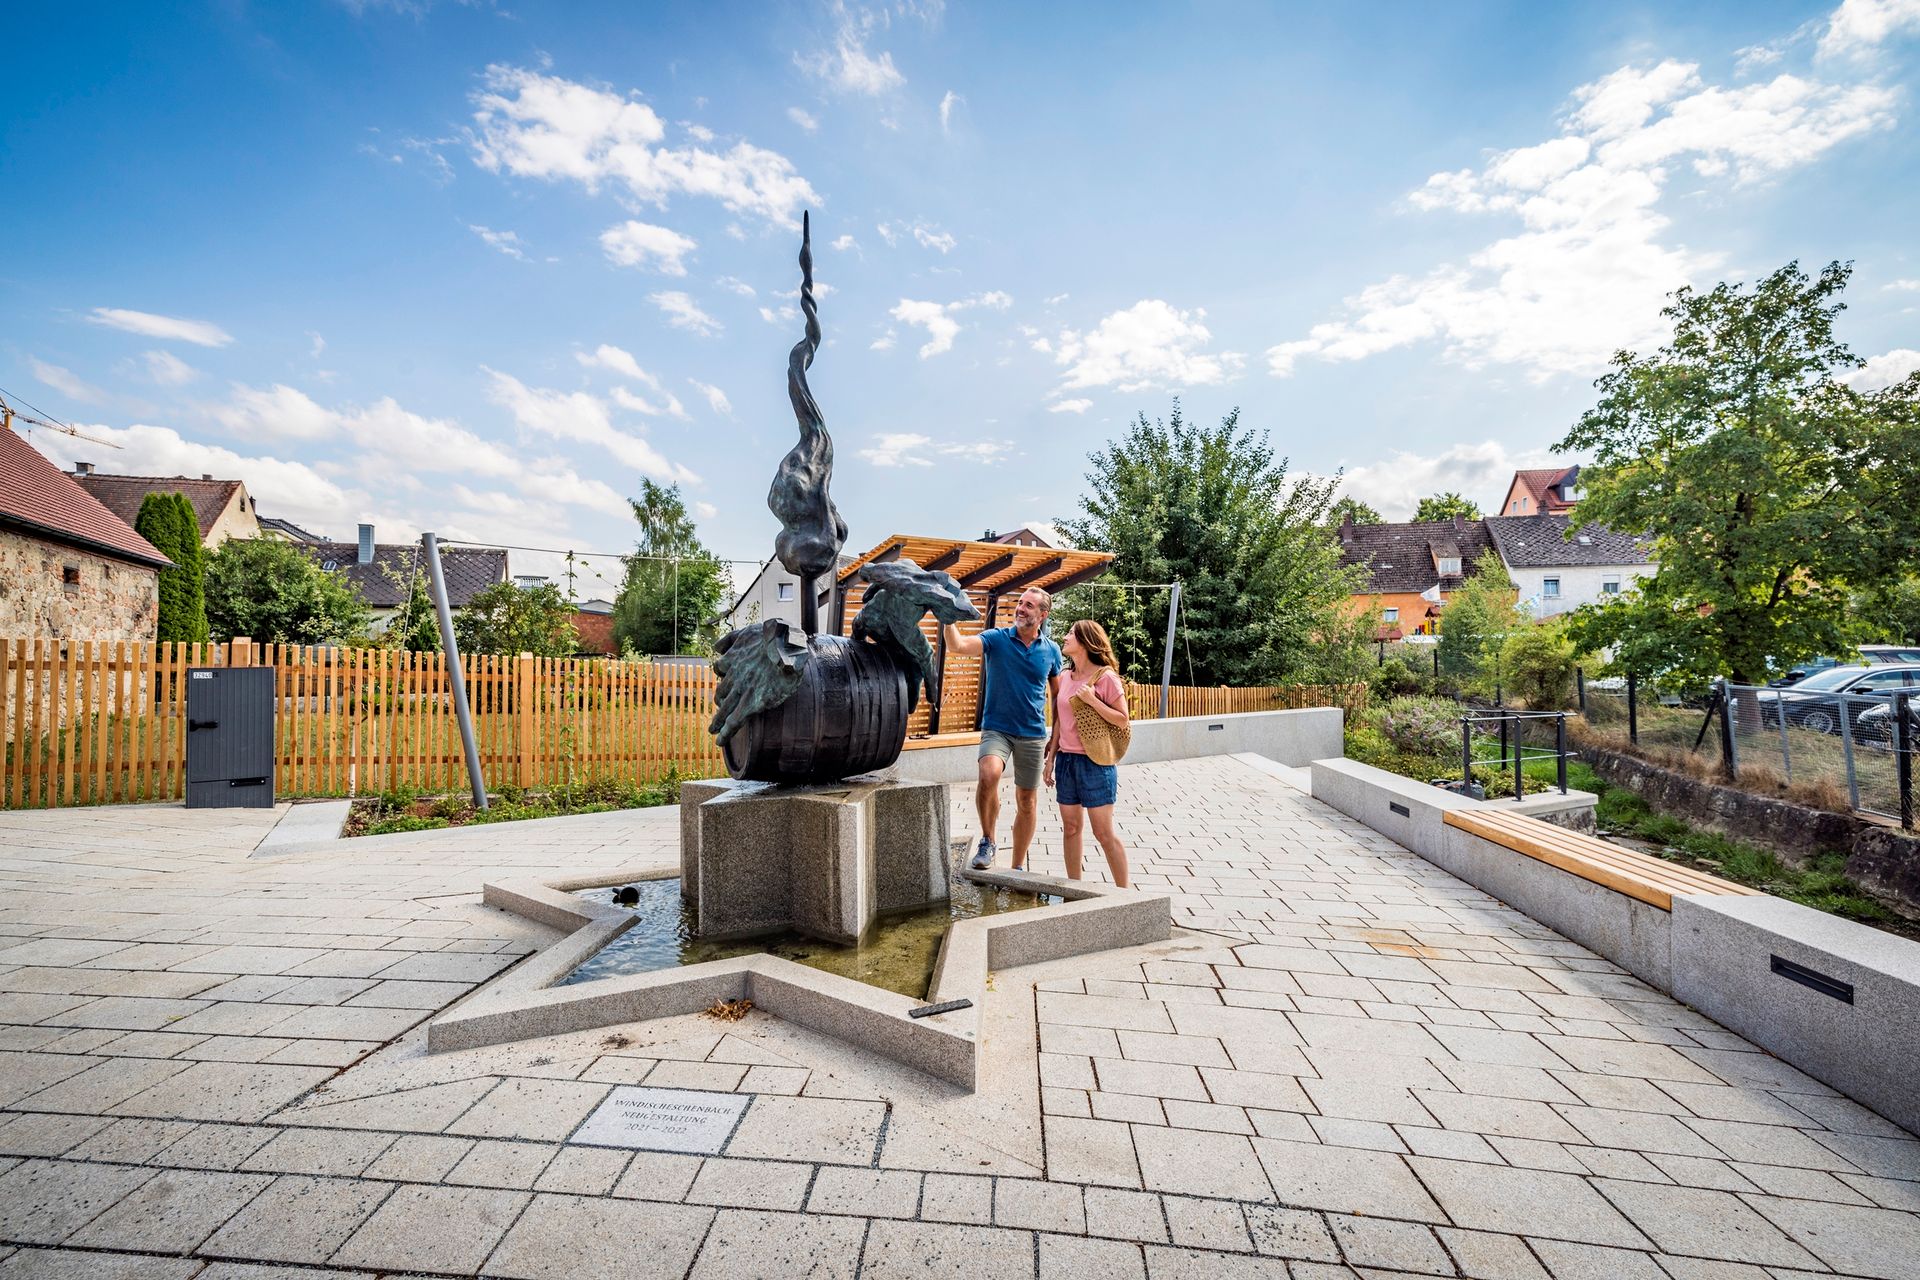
{"left": 1838, "top": 691, "right": 1860, "bottom": 813}
{"left": 1158, "top": 580, "right": 1182, "bottom": 720}
{"left": 1461, "top": 714, "right": 1473, "bottom": 791}
{"left": 1556, "top": 713, "right": 1568, "bottom": 794}
{"left": 1576, "top": 666, "right": 1586, "bottom": 714}
{"left": 1717, "top": 678, "right": 1738, "bottom": 780}
{"left": 1895, "top": 691, "right": 1913, "bottom": 831}
{"left": 1511, "top": 712, "right": 1523, "bottom": 800}
{"left": 1777, "top": 691, "right": 1793, "bottom": 784}
{"left": 423, "top": 533, "right": 487, "bottom": 810}
{"left": 1627, "top": 672, "right": 1639, "bottom": 745}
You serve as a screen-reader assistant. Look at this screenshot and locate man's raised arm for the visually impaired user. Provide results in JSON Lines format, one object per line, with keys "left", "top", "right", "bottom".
{"left": 943, "top": 621, "right": 984, "bottom": 657}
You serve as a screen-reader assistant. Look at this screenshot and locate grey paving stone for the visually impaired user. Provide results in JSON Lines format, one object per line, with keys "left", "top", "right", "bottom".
{"left": 362, "top": 1133, "right": 473, "bottom": 1183}
{"left": 684, "top": 1207, "right": 863, "bottom": 1280}
{"left": 1406, "top": 1156, "right": 1651, "bottom": 1248}
{"left": 67, "top": 1167, "right": 273, "bottom": 1252}
{"left": 861, "top": 1219, "right": 1038, "bottom": 1279}
{"left": 724, "top": 1095, "right": 886, "bottom": 1164}
{"left": 0, "top": 1158, "right": 155, "bottom": 1245}
{"left": 807, "top": 1165, "right": 920, "bottom": 1217}
{"left": 686, "top": 1157, "right": 812, "bottom": 1210}
{"left": 0, "top": 1113, "right": 112, "bottom": 1158}
{"left": 920, "top": 1172, "right": 995, "bottom": 1225}
{"left": 1044, "top": 1115, "right": 1141, "bottom": 1188}
{"left": 995, "top": 1177, "right": 1085, "bottom": 1233}
{"left": 1437, "top": 1227, "right": 1550, "bottom": 1279}
{"left": 1133, "top": 1124, "right": 1273, "bottom": 1201}
{"left": 1525, "top": 1239, "right": 1667, "bottom": 1280}
{"left": 1327, "top": 1214, "right": 1450, "bottom": 1274}
{"left": 1084, "top": 1187, "right": 1169, "bottom": 1243}
{"left": 1588, "top": 1179, "right": 1820, "bottom": 1267}
{"left": 446, "top": 1138, "right": 558, "bottom": 1189}
{"left": 1746, "top": 1194, "right": 1920, "bottom": 1280}
{"left": 1252, "top": 1138, "right": 1444, "bottom": 1222}
{"left": 1141, "top": 1244, "right": 1294, "bottom": 1279}
{"left": 0, "top": 1249, "right": 202, "bottom": 1279}
{"left": 1555, "top": 1105, "right": 1725, "bottom": 1156}
{"left": 610, "top": 1150, "right": 703, "bottom": 1202}
{"left": 331, "top": 1182, "right": 529, "bottom": 1273}
{"left": 1415, "top": 1090, "right": 1584, "bottom": 1142}
{"left": 445, "top": 1077, "right": 610, "bottom": 1141}
{"left": 485, "top": 1193, "right": 714, "bottom": 1279}
{"left": 199, "top": 1174, "right": 391, "bottom": 1265}
{"left": 240, "top": 1127, "right": 395, "bottom": 1177}
{"left": 1243, "top": 1205, "right": 1340, "bottom": 1261}
{"left": 1040, "top": 1233, "right": 1146, "bottom": 1279}
{"left": 1164, "top": 1195, "right": 1250, "bottom": 1251}
{"left": 154, "top": 1122, "right": 278, "bottom": 1171}
{"left": 1681, "top": 1117, "right": 1860, "bottom": 1171}
{"left": 532, "top": 1144, "right": 631, "bottom": 1195}
{"left": 112, "top": 1061, "right": 333, "bottom": 1123}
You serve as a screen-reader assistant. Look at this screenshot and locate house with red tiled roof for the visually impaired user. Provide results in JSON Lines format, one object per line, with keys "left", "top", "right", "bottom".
{"left": 1, "top": 428, "right": 172, "bottom": 642}
{"left": 1497, "top": 465, "right": 1582, "bottom": 517}
{"left": 1336, "top": 514, "right": 1498, "bottom": 640}
{"left": 71, "top": 465, "right": 262, "bottom": 547}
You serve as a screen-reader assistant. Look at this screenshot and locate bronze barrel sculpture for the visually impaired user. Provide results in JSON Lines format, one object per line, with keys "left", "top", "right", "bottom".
{"left": 720, "top": 636, "right": 910, "bottom": 783}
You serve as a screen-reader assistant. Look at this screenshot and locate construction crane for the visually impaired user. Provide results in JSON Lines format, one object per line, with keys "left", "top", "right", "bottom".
{"left": 0, "top": 390, "right": 123, "bottom": 449}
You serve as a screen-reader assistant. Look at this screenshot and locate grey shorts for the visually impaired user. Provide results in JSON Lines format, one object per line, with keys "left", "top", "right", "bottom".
{"left": 979, "top": 730, "right": 1046, "bottom": 790}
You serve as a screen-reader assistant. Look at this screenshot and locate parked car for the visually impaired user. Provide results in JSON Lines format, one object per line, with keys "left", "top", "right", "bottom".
{"left": 1855, "top": 696, "right": 1920, "bottom": 748}
{"left": 1757, "top": 664, "right": 1920, "bottom": 734}
{"left": 1768, "top": 656, "right": 1844, "bottom": 687}
{"left": 1861, "top": 644, "right": 1920, "bottom": 664}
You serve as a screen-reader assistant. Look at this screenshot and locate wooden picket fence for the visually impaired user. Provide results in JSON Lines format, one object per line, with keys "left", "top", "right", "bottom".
{"left": 0, "top": 638, "right": 1363, "bottom": 809}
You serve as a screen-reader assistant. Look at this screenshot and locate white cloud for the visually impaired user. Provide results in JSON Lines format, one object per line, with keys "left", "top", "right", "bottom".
{"left": 875, "top": 221, "right": 899, "bottom": 246}
{"left": 1054, "top": 300, "right": 1245, "bottom": 392}
{"left": 939, "top": 90, "right": 962, "bottom": 133}
{"left": 143, "top": 351, "right": 199, "bottom": 387}
{"left": 1884, "top": 278, "right": 1920, "bottom": 291}
{"left": 29, "top": 358, "right": 107, "bottom": 404}
{"left": 797, "top": 7, "right": 907, "bottom": 95}
{"left": 485, "top": 368, "right": 698, "bottom": 484}
{"left": 832, "top": 233, "right": 859, "bottom": 252}
{"left": 1819, "top": 0, "right": 1920, "bottom": 58}
{"left": 1270, "top": 52, "right": 1898, "bottom": 382}
{"left": 28, "top": 422, "right": 352, "bottom": 533}
{"left": 693, "top": 500, "right": 718, "bottom": 520}
{"left": 857, "top": 432, "right": 1011, "bottom": 467}
{"left": 913, "top": 225, "right": 957, "bottom": 253}
{"left": 1842, "top": 347, "right": 1920, "bottom": 390}
{"left": 469, "top": 224, "right": 530, "bottom": 260}
{"left": 1332, "top": 440, "right": 1559, "bottom": 521}
{"left": 577, "top": 344, "right": 652, "bottom": 384}
{"left": 88, "top": 307, "right": 233, "bottom": 348}
{"left": 888, "top": 291, "right": 1010, "bottom": 357}
{"left": 1048, "top": 399, "right": 1092, "bottom": 414}
{"left": 306, "top": 331, "right": 326, "bottom": 358}
{"left": 599, "top": 220, "right": 697, "bottom": 274}
{"left": 468, "top": 64, "right": 819, "bottom": 226}
{"left": 870, "top": 331, "right": 896, "bottom": 351}
{"left": 212, "top": 383, "right": 336, "bottom": 440}
{"left": 715, "top": 276, "right": 756, "bottom": 296}
{"left": 650, "top": 291, "right": 723, "bottom": 336}
{"left": 787, "top": 106, "right": 820, "bottom": 132}
{"left": 759, "top": 304, "right": 800, "bottom": 326}
{"left": 689, "top": 378, "right": 732, "bottom": 416}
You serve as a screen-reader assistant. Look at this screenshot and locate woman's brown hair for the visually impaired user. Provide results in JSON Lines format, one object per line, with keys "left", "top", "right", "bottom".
{"left": 1069, "top": 619, "right": 1119, "bottom": 674}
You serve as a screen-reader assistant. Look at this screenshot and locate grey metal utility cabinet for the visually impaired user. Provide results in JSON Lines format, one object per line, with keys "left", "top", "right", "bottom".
{"left": 184, "top": 666, "right": 276, "bottom": 809}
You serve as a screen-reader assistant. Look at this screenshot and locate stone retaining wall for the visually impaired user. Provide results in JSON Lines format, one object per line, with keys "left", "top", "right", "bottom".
{"left": 1581, "top": 743, "right": 1920, "bottom": 913}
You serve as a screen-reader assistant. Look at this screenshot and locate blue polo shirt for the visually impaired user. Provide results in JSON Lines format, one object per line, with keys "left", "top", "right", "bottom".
{"left": 978, "top": 625, "right": 1063, "bottom": 739}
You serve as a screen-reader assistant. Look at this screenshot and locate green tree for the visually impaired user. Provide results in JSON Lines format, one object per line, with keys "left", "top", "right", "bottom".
{"left": 374, "top": 555, "right": 441, "bottom": 652}
{"left": 1499, "top": 617, "right": 1578, "bottom": 709}
{"left": 613, "top": 481, "right": 729, "bottom": 656}
{"left": 1412, "top": 492, "right": 1481, "bottom": 523}
{"left": 1057, "top": 401, "right": 1366, "bottom": 687}
{"left": 454, "top": 581, "right": 579, "bottom": 656}
{"left": 1436, "top": 550, "right": 1521, "bottom": 696}
{"left": 204, "top": 537, "right": 371, "bottom": 644}
{"left": 135, "top": 492, "right": 208, "bottom": 643}
{"left": 1557, "top": 261, "right": 1920, "bottom": 686}
{"left": 1326, "top": 494, "right": 1384, "bottom": 527}
{"left": 1855, "top": 577, "right": 1920, "bottom": 645}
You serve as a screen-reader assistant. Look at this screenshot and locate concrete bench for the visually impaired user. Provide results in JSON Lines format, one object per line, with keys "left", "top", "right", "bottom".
{"left": 1442, "top": 808, "right": 1762, "bottom": 911}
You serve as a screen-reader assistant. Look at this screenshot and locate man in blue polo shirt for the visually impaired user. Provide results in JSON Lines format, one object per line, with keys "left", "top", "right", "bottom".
{"left": 943, "top": 587, "right": 1062, "bottom": 871}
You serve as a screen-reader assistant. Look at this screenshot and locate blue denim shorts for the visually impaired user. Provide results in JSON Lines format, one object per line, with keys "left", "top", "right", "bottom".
{"left": 1055, "top": 750, "right": 1118, "bottom": 809}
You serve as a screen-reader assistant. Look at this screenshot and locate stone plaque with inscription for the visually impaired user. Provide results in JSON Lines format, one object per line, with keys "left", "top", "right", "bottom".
{"left": 569, "top": 1086, "right": 750, "bottom": 1155}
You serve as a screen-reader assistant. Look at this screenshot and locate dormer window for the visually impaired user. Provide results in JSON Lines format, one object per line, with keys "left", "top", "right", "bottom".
{"left": 1437, "top": 557, "right": 1461, "bottom": 576}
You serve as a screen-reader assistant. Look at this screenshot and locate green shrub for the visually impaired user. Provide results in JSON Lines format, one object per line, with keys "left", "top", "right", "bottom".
{"left": 1368, "top": 656, "right": 1431, "bottom": 700}
{"left": 367, "top": 814, "right": 451, "bottom": 835}
{"left": 1500, "top": 620, "right": 1578, "bottom": 709}
{"left": 1377, "top": 696, "right": 1463, "bottom": 758}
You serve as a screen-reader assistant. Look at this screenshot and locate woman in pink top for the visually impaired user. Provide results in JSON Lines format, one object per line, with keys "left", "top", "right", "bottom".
{"left": 1044, "top": 620, "right": 1132, "bottom": 888}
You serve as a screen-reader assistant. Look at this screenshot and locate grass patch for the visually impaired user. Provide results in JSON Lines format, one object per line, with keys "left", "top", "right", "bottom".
{"left": 347, "top": 772, "right": 683, "bottom": 837}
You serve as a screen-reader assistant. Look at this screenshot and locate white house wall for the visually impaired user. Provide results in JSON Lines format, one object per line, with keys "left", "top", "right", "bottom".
{"left": 1506, "top": 563, "right": 1651, "bottom": 619}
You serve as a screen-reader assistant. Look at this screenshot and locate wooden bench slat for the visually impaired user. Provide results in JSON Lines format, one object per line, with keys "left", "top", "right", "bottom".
{"left": 1443, "top": 808, "right": 1760, "bottom": 911}
{"left": 1451, "top": 810, "right": 1758, "bottom": 895}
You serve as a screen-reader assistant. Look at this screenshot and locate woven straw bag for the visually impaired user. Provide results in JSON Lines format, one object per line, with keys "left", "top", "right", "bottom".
{"left": 1070, "top": 670, "right": 1131, "bottom": 766}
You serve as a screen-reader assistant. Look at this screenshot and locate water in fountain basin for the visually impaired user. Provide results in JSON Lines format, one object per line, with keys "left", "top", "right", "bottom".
{"left": 559, "top": 867, "right": 1062, "bottom": 999}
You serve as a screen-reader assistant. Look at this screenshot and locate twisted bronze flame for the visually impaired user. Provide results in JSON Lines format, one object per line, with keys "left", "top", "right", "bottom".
{"left": 768, "top": 211, "right": 847, "bottom": 633}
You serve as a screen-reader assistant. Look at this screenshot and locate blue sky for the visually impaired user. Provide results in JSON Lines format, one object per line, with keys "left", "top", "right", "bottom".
{"left": 4, "top": 0, "right": 1917, "bottom": 593}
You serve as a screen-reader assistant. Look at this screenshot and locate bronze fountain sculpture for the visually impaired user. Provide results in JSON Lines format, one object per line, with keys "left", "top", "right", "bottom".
{"left": 710, "top": 214, "right": 979, "bottom": 783}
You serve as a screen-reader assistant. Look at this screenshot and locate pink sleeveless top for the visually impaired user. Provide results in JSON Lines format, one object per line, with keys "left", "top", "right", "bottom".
{"left": 1054, "top": 667, "right": 1126, "bottom": 755}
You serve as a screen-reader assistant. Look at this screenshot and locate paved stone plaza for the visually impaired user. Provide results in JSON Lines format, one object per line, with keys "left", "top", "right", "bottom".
{"left": 1, "top": 756, "right": 1918, "bottom": 1279}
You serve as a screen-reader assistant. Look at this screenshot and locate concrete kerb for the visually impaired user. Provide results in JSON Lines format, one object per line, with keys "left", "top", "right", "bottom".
{"left": 250, "top": 798, "right": 353, "bottom": 857}
{"left": 1314, "top": 754, "right": 1920, "bottom": 1137}
{"left": 429, "top": 863, "right": 1171, "bottom": 1090}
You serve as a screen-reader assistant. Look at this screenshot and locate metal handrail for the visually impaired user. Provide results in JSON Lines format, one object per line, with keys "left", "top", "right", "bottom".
{"left": 1457, "top": 709, "right": 1572, "bottom": 798}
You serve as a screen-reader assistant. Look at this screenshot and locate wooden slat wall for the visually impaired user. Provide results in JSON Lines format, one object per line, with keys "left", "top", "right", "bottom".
{"left": 1, "top": 639, "right": 1351, "bottom": 808}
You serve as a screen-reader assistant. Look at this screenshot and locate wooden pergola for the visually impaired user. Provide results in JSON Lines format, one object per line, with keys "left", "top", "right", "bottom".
{"left": 817, "top": 535, "right": 1114, "bottom": 736}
